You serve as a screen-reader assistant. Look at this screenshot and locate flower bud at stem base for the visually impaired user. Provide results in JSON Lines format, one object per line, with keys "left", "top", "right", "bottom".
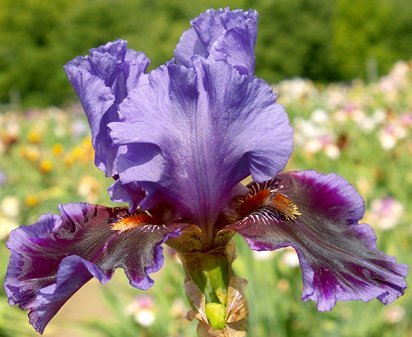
{"left": 205, "top": 303, "right": 226, "bottom": 330}
{"left": 178, "top": 241, "right": 249, "bottom": 337}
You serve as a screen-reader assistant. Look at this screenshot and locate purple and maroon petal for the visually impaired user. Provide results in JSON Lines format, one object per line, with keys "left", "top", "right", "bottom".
{"left": 229, "top": 170, "right": 408, "bottom": 310}
{"left": 110, "top": 58, "right": 292, "bottom": 228}
{"left": 4, "top": 203, "right": 186, "bottom": 333}
{"left": 64, "top": 40, "right": 149, "bottom": 176}
{"left": 174, "top": 8, "right": 257, "bottom": 74}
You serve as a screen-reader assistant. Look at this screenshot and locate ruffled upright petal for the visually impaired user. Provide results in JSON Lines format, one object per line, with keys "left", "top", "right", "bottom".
{"left": 110, "top": 58, "right": 292, "bottom": 227}
{"left": 229, "top": 171, "right": 408, "bottom": 310}
{"left": 4, "top": 203, "right": 186, "bottom": 333}
{"left": 108, "top": 179, "right": 147, "bottom": 211}
{"left": 64, "top": 40, "right": 149, "bottom": 176}
{"left": 175, "top": 8, "right": 258, "bottom": 74}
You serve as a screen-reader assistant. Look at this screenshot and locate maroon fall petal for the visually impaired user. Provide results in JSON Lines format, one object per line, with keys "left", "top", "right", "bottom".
{"left": 4, "top": 203, "right": 186, "bottom": 333}
{"left": 229, "top": 170, "right": 408, "bottom": 311}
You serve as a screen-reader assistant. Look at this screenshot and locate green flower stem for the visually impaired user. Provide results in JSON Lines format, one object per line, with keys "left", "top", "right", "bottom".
{"left": 177, "top": 240, "right": 249, "bottom": 336}
{"left": 186, "top": 251, "right": 229, "bottom": 305}
{"left": 180, "top": 249, "right": 229, "bottom": 329}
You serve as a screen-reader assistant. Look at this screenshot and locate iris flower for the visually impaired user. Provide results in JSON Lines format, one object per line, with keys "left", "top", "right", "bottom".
{"left": 4, "top": 8, "right": 407, "bottom": 336}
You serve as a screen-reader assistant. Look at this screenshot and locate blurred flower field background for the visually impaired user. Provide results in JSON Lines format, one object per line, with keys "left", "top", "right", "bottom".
{"left": 1, "top": 60, "right": 411, "bottom": 337}
{"left": 1, "top": 0, "right": 412, "bottom": 336}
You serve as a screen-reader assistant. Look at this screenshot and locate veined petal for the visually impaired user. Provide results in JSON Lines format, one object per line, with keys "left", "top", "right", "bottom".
{"left": 229, "top": 171, "right": 408, "bottom": 310}
{"left": 64, "top": 40, "right": 149, "bottom": 176}
{"left": 110, "top": 58, "right": 292, "bottom": 228}
{"left": 4, "top": 203, "right": 185, "bottom": 333}
{"left": 175, "top": 8, "right": 257, "bottom": 74}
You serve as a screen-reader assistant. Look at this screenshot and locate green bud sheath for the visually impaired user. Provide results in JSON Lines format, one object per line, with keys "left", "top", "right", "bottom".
{"left": 184, "top": 249, "right": 229, "bottom": 306}
{"left": 169, "top": 231, "right": 248, "bottom": 337}
{"left": 205, "top": 303, "right": 226, "bottom": 330}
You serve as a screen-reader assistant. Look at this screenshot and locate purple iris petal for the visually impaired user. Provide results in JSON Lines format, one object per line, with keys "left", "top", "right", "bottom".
{"left": 109, "top": 179, "right": 147, "bottom": 211}
{"left": 229, "top": 170, "right": 408, "bottom": 310}
{"left": 4, "top": 203, "right": 185, "bottom": 333}
{"left": 110, "top": 58, "right": 292, "bottom": 228}
{"left": 64, "top": 40, "right": 149, "bottom": 176}
{"left": 174, "top": 8, "right": 257, "bottom": 74}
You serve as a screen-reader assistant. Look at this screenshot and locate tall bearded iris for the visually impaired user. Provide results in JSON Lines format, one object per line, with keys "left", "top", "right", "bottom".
{"left": 4, "top": 8, "right": 407, "bottom": 336}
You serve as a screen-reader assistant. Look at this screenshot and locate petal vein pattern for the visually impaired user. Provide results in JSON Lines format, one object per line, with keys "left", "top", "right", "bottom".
{"left": 64, "top": 40, "right": 149, "bottom": 176}
{"left": 4, "top": 203, "right": 186, "bottom": 333}
{"left": 110, "top": 58, "right": 293, "bottom": 228}
{"left": 174, "top": 8, "right": 258, "bottom": 74}
{"left": 229, "top": 171, "right": 408, "bottom": 310}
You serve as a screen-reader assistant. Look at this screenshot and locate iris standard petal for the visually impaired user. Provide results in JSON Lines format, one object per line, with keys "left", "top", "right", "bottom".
{"left": 64, "top": 40, "right": 149, "bottom": 176}
{"left": 4, "top": 203, "right": 185, "bottom": 333}
{"left": 109, "top": 176, "right": 147, "bottom": 212}
{"left": 110, "top": 58, "right": 292, "bottom": 228}
{"left": 229, "top": 170, "right": 408, "bottom": 311}
{"left": 174, "top": 8, "right": 257, "bottom": 74}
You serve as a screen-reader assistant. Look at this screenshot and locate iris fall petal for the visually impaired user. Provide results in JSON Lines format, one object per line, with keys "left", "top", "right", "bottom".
{"left": 4, "top": 203, "right": 185, "bottom": 333}
{"left": 229, "top": 170, "right": 408, "bottom": 310}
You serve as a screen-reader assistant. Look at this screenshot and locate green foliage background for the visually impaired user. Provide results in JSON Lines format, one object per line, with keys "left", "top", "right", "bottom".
{"left": 1, "top": 0, "right": 412, "bottom": 107}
